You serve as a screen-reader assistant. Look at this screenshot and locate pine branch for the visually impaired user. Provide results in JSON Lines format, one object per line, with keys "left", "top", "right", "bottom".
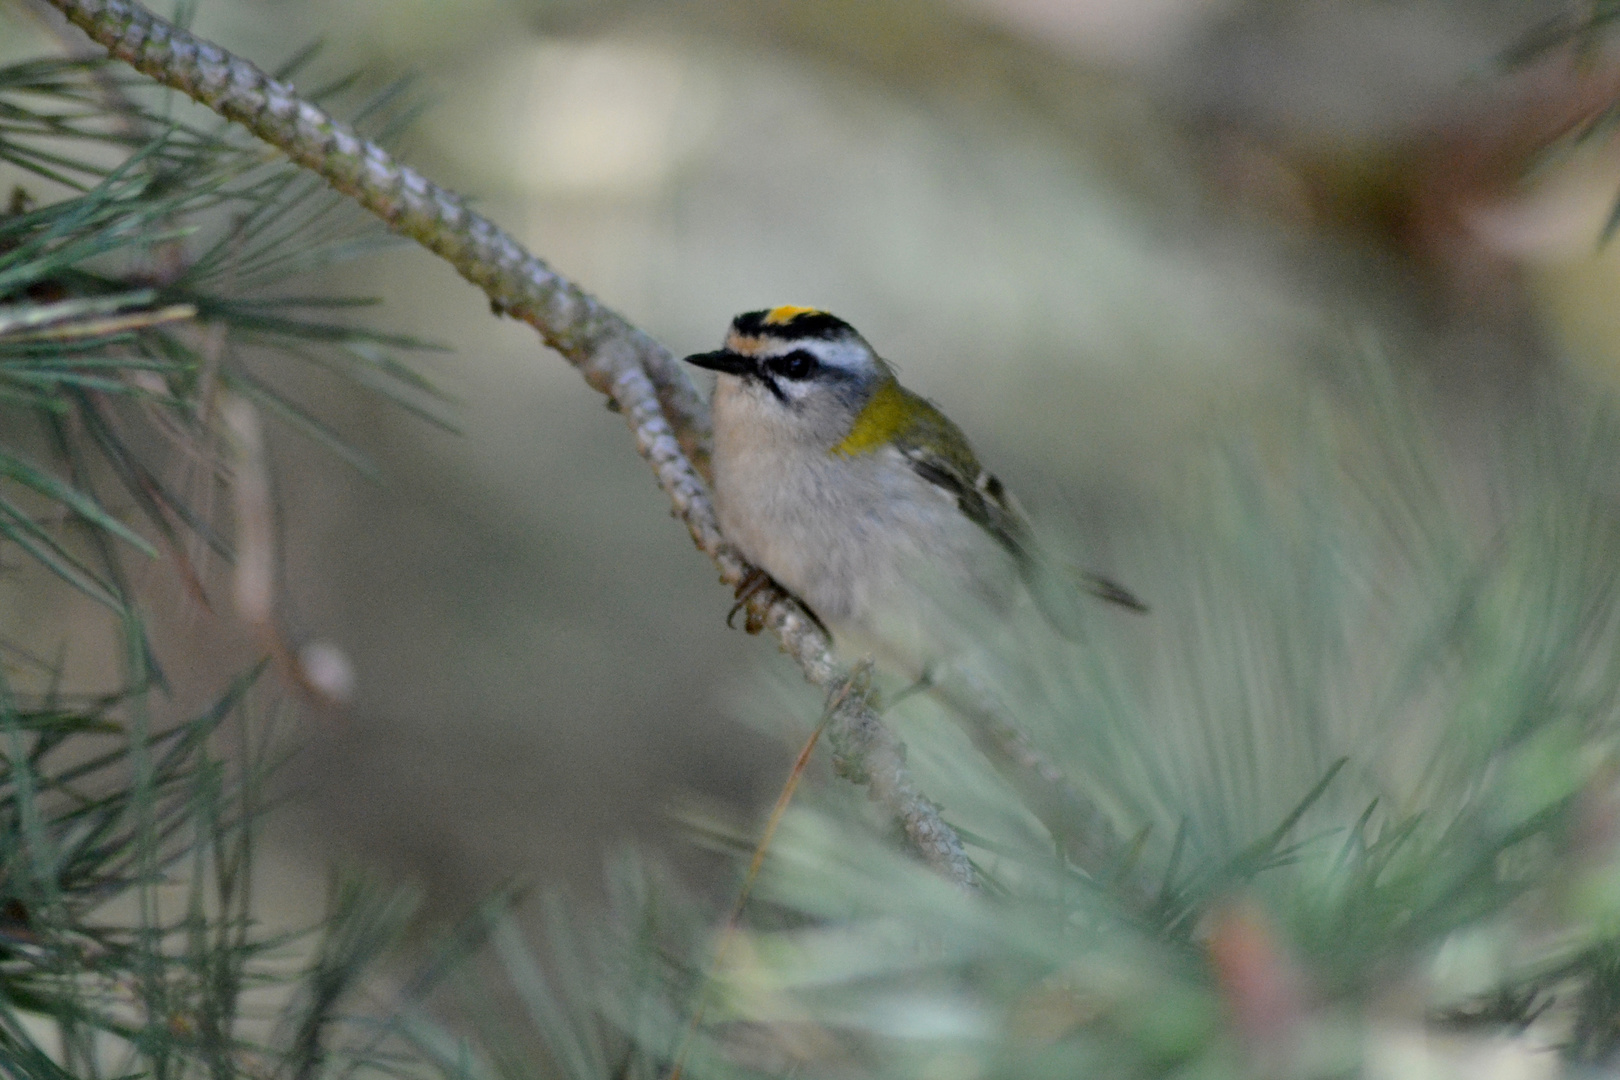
{"left": 39, "top": 0, "right": 978, "bottom": 888}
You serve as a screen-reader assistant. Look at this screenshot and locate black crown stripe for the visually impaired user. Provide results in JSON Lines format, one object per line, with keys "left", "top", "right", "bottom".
{"left": 732, "top": 308, "right": 856, "bottom": 341}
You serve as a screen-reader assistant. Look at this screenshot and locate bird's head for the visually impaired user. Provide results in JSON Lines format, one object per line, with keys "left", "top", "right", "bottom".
{"left": 684, "top": 308, "right": 893, "bottom": 440}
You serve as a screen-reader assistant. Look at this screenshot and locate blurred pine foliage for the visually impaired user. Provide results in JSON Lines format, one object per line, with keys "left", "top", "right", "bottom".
{"left": 469, "top": 370, "right": 1620, "bottom": 1080}
{"left": 12, "top": 4, "right": 1620, "bottom": 1080}
{"left": 0, "top": 48, "right": 454, "bottom": 1080}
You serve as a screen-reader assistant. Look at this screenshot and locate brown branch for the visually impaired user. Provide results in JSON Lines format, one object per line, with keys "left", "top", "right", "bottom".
{"left": 40, "top": 0, "right": 977, "bottom": 888}
{"left": 933, "top": 669, "right": 1141, "bottom": 897}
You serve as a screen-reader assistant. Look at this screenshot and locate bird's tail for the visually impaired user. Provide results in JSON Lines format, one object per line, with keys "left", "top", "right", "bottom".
{"left": 1021, "top": 554, "right": 1148, "bottom": 641}
{"left": 1078, "top": 570, "right": 1149, "bottom": 613}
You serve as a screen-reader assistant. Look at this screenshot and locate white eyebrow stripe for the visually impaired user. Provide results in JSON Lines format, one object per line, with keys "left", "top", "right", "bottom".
{"left": 769, "top": 339, "right": 867, "bottom": 371}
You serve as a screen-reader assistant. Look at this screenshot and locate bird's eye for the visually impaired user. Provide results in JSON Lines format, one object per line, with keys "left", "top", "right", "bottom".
{"left": 767, "top": 350, "right": 818, "bottom": 380}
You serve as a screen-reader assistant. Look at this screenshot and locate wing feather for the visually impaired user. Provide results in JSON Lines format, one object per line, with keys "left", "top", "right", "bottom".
{"left": 888, "top": 385, "right": 1146, "bottom": 634}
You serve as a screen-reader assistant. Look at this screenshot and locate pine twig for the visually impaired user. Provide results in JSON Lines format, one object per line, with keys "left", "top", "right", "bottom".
{"left": 934, "top": 669, "right": 1132, "bottom": 894}
{"left": 826, "top": 676, "right": 979, "bottom": 886}
{"left": 669, "top": 666, "right": 868, "bottom": 1080}
{"left": 41, "top": 0, "right": 978, "bottom": 889}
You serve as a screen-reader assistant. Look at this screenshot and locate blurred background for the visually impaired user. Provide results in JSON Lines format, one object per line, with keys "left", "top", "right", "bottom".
{"left": 5, "top": 0, "right": 1620, "bottom": 932}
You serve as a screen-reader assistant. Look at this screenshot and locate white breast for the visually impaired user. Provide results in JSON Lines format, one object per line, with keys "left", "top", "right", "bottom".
{"left": 709, "top": 377, "right": 1019, "bottom": 673}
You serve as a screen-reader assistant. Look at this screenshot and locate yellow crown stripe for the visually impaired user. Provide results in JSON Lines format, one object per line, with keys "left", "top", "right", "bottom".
{"left": 763, "top": 305, "right": 822, "bottom": 325}
{"left": 832, "top": 378, "right": 907, "bottom": 457}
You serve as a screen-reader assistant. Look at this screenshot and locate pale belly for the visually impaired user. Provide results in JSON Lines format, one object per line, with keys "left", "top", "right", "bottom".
{"left": 713, "top": 440, "right": 1019, "bottom": 672}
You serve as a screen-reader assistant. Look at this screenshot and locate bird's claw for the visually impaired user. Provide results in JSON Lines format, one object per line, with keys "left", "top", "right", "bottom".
{"left": 728, "top": 569, "right": 775, "bottom": 634}
{"left": 728, "top": 568, "right": 830, "bottom": 639}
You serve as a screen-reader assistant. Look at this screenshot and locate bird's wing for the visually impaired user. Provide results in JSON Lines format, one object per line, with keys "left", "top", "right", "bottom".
{"left": 889, "top": 388, "right": 1031, "bottom": 557}
{"left": 890, "top": 386, "right": 1146, "bottom": 635}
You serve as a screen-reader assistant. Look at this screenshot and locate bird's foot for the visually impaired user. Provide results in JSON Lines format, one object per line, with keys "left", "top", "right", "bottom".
{"left": 728, "top": 568, "right": 830, "bottom": 639}
{"left": 728, "top": 568, "right": 778, "bottom": 634}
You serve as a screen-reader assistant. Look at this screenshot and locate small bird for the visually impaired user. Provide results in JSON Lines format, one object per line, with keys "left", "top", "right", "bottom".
{"left": 685, "top": 306, "right": 1144, "bottom": 674}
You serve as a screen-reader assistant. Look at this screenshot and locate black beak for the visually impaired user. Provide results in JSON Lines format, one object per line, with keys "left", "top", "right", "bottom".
{"left": 683, "top": 350, "right": 755, "bottom": 376}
